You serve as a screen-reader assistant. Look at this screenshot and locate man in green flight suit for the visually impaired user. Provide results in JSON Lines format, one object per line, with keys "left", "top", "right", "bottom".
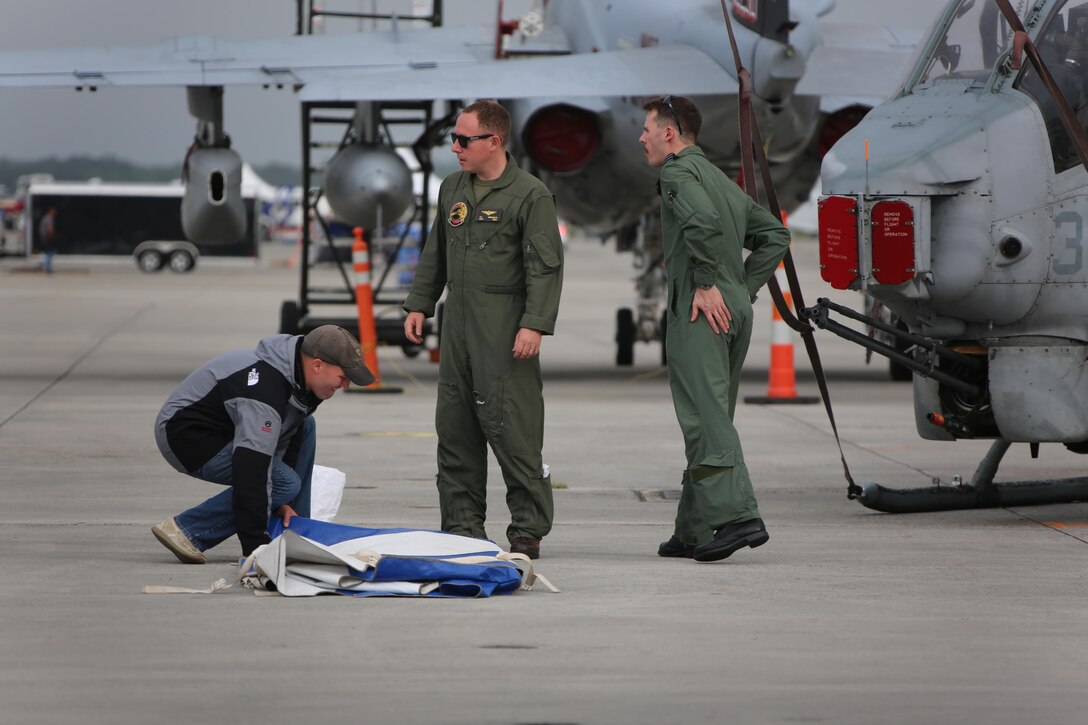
{"left": 404, "top": 100, "right": 564, "bottom": 560}
{"left": 639, "top": 95, "right": 790, "bottom": 563}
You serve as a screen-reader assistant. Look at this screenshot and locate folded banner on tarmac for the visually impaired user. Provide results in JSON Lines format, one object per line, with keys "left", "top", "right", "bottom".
{"left": 143, "top": 517, "right": 558, "bottom": 598}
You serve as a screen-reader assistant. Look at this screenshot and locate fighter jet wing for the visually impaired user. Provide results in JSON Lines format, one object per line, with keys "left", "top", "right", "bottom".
{"left": 0, "top": 26, "right": 495, "bottom": 88}
{"left": 795, "top": 23, "right": 924, "bottom": 111}
{"left": 301, "top": 45, "right": 737, "bottom": 101}
{"left": 0, "top": 24, "right": 736, "bottom": 99}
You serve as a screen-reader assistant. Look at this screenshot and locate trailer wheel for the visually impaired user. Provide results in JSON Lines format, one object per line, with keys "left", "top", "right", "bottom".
{"left": 279, "top": 300, "right": 300, "bottom": 335}
{"left": 137, "top": 249, "right": 165, "bottom": 273}
{"left": 168, "top": 249, "right": 195, "bottom": 273}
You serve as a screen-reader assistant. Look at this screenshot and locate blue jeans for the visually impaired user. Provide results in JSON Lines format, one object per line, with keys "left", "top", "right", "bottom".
{"left": 175, "top": 416, "right": 316, "bottom": 551}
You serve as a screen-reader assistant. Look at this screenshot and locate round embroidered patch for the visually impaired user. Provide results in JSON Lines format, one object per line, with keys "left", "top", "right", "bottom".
{"left": 448, "top": 201, "right": 468, "bottom": 227}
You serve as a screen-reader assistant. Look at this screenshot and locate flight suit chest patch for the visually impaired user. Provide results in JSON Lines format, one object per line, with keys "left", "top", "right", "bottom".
{"left": 476, "top": 208, "right": 503, "bottom": 223}
{"left": 448, "top": 201, "right": 468, "bottom": 227}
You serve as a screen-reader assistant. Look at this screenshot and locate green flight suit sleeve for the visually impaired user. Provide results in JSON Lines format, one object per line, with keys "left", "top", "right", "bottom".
{"left": 403, "top": 200, "right": 448, "bottom": 317}
{"left": 741, "top": 200, "right": 791, "bottom": 301}
{"left": 519, "top": 190, "right": 564, "bottom": 335}
{"left": 659, "top": 163, "right": 724, "bottom": 289}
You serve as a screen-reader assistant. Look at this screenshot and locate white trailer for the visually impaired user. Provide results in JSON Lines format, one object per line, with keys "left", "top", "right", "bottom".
{"left": 21, "top": 179, "right": 260, "bottom": 272}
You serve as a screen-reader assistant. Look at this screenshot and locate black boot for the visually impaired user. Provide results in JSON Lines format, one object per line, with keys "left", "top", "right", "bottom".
{"left": 693, "top": 519, "right": 768, "bottom": 562}
{"left": 657, "top": 536, "right": 695, "bottom": 558}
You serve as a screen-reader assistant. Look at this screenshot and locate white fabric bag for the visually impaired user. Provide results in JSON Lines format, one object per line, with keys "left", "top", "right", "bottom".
{"left": 309, "top": 464, "right": 346, "bottom": 522}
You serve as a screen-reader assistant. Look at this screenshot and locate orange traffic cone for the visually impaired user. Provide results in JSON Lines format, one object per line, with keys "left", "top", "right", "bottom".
{"left": 348, "top": 227, "right": 401, "bottom": 394}
{"left": 744, "top": 260, "right": 818, "bottom": 405}
{"left": 287, "top": 237, "right": 301, "bottom": 269}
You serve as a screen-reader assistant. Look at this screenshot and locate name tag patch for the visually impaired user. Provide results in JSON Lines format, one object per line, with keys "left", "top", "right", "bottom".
{"left": 476, "top": 208, "right": 503, "bottom": 223}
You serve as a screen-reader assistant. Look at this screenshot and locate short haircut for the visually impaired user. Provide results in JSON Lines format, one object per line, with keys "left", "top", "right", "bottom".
{"left": 461, "top": 99, "right": 511, "bottom": 146}
{"left": 643, "top": 95, "right": 702, "bottom": 141}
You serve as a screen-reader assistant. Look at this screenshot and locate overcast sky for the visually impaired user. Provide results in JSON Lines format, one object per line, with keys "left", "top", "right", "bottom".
{"left": 0, "top": 0, "right": 951, "bottom": 167}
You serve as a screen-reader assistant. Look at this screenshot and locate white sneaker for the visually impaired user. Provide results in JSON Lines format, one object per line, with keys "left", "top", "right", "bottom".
{"left": 151, "top": 518, "right": 206, "bottom": 564}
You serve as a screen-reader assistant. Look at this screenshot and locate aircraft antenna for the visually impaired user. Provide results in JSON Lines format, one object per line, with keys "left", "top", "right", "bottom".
{"left": 864, "top": 138, "right": 870, "bottom": 199}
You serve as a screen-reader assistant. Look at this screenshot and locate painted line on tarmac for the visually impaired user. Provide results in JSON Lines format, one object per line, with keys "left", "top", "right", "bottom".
{"left": 1009, "top": 510, "right": 1088, "bottom": 544}
{"left": 348, "top": 431, "right": 436, "bottom": 438}
{"left": 765, "top": 403, "right": 934, "bottom": 480}
{"left": 376, "top": 352, "right": 431, "bottom": 394}
{"left": 553, "top": 365, "right": 668, "bottom": 400}
{"left": 0, "top": 303, "right": 153, "bottom": 431}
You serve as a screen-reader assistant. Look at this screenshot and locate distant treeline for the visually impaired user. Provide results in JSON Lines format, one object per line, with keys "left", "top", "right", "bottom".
{"left": 0, "top": 156, "right": 301, "bottom": 192}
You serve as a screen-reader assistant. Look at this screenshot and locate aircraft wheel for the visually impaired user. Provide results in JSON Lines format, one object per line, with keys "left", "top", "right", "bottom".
{"left": 660, "top": 309, "right": 668, "bottom": 367}
{"left": 279, "top": 300, "right": 300, "bottom": 335}
{"left": 889, "top": 359, "right": 913, "bottom": 381}
{"left": 436, "top": 302, "right": 445, "bottom": 345}
{"left": 616, "top": 307, "right": 635, "bottom": 366}
{"left": 168, "top": 249, "right": 195, "bottom": 273}
{"left": 889, "top": 317, "right": 913, "bottom": 381}
{"left": 137, "top": 249, "right": 165, "bottom": 273}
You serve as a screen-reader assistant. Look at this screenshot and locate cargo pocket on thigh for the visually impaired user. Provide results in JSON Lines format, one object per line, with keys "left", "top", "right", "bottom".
{"left": 435, "top": 377, "right": 462, "bottom": 439}
{"left": 689, "top": 450, "right": 737, "bottom": 481}
{"left": 500, "top": 378, "right": 541, "bottom": 455}
{"left": 474, "top": 379, "right": 506, "bottom": 445}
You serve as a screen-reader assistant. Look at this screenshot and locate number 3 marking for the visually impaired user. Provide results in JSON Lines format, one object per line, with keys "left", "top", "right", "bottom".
{"left": 1053, "top": 211, "right": 1083, "bottom": 276}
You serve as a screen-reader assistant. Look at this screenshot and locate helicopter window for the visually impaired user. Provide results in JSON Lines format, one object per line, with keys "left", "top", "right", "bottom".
{"left": 1016, "top": 0, "right": 1088, "bottom": 174}
{"left": 914, "top": 0, "right": 1029, "bottom": 87}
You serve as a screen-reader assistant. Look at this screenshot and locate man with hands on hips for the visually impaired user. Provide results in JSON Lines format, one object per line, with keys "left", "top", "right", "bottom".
{"left": 640, "top": 94, "right": 790, "bottom": 563}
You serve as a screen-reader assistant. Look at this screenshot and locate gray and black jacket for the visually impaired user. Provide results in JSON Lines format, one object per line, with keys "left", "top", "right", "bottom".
{"left": 155, "top": 334, "right": 319, "bottom": 554}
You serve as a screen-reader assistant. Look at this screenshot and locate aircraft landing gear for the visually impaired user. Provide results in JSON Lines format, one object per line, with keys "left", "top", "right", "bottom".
{"left": 889, "top": 317, "right": 913, "bottom": 381}
{"left": 279, "top": 300, "right": 300, "bottom": 335}
{"left": 863, "top": 294, "right": 913, "bottom": 381}
{"left": 614, "top": 210, "right": 667, "bottom": 367}
{"left": 614, "top": 306, "right": 666, "bottom": 367}
{"left": 856, "top": 439, "right": 1088, "bottom": 512}
{"left": 615, "top": 308, "right": 635, "bottom": 366}
{"left": 659, "top": 310, "right": 667, "bottom": 366}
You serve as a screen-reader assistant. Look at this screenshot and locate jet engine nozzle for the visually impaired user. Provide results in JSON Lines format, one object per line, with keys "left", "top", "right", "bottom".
{"left": 181, "top": 146, "right": 246, "bottom": 245}
{"left": 324, "top": 144, "right": 413, "bottom": 229}
{"left": 523, "top": 103, "right": 601, "bottom": 174}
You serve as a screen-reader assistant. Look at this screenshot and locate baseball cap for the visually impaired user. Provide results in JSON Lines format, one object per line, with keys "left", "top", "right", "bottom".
{"left": 300, "top": 325, "right": 376, "bottom": 386}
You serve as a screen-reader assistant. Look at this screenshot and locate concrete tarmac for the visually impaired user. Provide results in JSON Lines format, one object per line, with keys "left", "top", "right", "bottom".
{"left": 1, "top": 238, "right": 1086, "bottom": 725}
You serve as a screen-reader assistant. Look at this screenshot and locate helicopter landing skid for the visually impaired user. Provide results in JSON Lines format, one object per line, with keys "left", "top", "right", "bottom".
{"left": 856, "top": 439, "right": 1088, "bottom": 513}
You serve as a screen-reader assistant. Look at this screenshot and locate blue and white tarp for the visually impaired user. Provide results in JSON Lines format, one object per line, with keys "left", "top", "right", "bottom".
{"left": 144, "top": 517, "right": 557, "bottom": 598}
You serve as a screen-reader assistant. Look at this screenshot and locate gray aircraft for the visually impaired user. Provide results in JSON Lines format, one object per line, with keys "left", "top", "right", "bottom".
{"left": 809, "top": 0, "right": 1088, "bottom": 511}
{"left": 0, "top": 0, "right": 914, "bottom": 358}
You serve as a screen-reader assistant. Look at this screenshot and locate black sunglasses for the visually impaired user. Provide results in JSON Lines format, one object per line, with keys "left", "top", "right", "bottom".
{"left": 450, "top": 132, "right": 495, "bottom": 147}
{"left": 662, "top": 95, "right": 683, "bottom": 137}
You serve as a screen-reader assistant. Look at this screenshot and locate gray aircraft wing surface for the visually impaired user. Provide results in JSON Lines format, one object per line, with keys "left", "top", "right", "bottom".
{"left": 0, "top": 24, "right": 736, "bottom": 99}
{"left": 0, "top": 26, "right": 498, "bottom": 88}
{"left": 795, "top": 23, "right": 925, "bottom": 110}
{"left": 301, "top": 45, "right": 736, "bottom": 101}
